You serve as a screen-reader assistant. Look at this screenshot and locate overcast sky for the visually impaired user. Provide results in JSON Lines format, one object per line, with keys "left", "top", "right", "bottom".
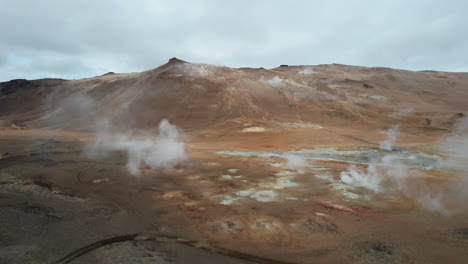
{"left": 0, "top": 0, "right": 467, "bottom": 81}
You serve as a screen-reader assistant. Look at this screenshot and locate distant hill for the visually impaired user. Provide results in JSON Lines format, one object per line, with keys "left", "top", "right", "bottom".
{"left": 1, "top": 58, "right": 467, "bottom": 131}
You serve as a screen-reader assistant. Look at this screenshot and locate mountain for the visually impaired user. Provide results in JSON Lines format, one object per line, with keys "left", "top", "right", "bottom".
{"left": 1, "top": 58, "right": 467, "bottom": 132}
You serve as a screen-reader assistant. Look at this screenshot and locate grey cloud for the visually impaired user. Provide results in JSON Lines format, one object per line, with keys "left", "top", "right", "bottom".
{"left": 0, "top": 0, "right": 467, "bottom": 81}
{"left": 0, "top": 52, "right": 7, "bottom": 66}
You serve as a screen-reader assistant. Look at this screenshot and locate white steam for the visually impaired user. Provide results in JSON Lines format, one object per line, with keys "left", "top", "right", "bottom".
{"left": 49, "top": 93, "right": 188, "bottom": 177}
{"left": 265, "top": 76, "right": 285, "bottom": 88}
{"left": 88, "top": 119, "right": 186, "bottom": 176}
{"left": 340, "top": 119, "right": 468, "bottom": 214}
{"left": 379, "top": 125, "right": 399, "bottom": 151}
{"left": 340, "top": 154, "right": 408, "bottom": 193}
{"left": 175, "top": 63, "right": 218, "bottom": 77}
{"left": 297, "top": 68, "right": 316, "bottom": 75}
{"left": 42, "top": 92, "right": 98, "bottom": 129}
{"left": 285, "top": 154, "right": 307, "bottom": 170}
{"left": 439, "top": 117, "right": 468, "bottom": 170}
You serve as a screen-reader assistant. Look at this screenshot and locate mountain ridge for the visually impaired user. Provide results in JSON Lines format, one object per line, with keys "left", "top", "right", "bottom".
{"left": 1, "top": 58, "right": 467, "bottom": 132}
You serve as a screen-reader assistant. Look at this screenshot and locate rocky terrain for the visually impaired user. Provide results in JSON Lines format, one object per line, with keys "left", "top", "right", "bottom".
{"left": 1, "top": 58, "right": 467, "bottom": 263}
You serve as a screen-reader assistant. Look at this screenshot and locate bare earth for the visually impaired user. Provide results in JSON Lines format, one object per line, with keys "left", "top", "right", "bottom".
{"left": 1, "top": 58, "right": 467, "bottom": 263}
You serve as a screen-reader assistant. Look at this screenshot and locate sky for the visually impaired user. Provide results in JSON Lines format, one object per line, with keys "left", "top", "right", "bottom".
{"left": 0, "top": 0, "right": 467, "bottom": 81}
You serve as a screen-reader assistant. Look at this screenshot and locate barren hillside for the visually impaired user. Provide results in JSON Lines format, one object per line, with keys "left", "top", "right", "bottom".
{"left": 0, "top": 59, "right": 467, "bottom": 264}
{"left": 2, "top": 58, "right": 467, "bottom": 132}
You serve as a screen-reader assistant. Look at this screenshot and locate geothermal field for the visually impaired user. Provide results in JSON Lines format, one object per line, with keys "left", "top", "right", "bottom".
{"left": 0, "top": 58, "right": 467, "bottom": 263}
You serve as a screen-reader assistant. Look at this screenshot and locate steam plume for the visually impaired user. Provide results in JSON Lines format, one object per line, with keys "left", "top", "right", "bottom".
{"left": 88, "top": 119, "right": 186, "bottom": 176}
{"left": 340, "top": 118, "right": 468, "bottom": 214}
{"left": 297, "top": 68, "right": 316, "bottom": 75}
{"left": 379, "top": 125, "right": 399, "bottom": 151}
{"left": 265, "top": 76, "right": 285, "bottom": 88}
{"left": 285, "top": 154, "right": 307, "bottom": 170}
